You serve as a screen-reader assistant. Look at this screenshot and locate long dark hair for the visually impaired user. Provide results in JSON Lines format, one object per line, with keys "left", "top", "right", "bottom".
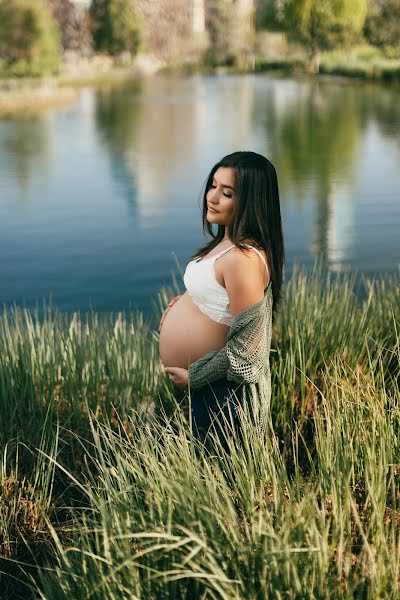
{"left": 191, "top": 151, "right": 285, "bottom": 320}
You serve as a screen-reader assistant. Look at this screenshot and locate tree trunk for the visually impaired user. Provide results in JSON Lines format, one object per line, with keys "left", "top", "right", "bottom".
{"left": 310, "top": 42, "right": 320, "bottom": 74}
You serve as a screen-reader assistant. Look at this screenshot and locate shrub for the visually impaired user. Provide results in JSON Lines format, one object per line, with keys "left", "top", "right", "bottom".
{"left": 0, "top": 0, "right": 61, "bottom": 76}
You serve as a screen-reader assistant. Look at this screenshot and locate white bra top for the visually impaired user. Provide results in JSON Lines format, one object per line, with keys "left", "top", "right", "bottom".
{"left": 183, "top": 243, "right": 270, "bottom": 326}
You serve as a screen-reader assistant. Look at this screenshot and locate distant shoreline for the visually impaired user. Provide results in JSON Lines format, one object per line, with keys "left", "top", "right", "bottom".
{"left": 0, "top": 66, "right": 147, "bottom": 115}
{"left": 1, "top": 54, "right": 399, "bottom": 115}
{"left": 254, "top": 57, "right": 400, "bottom": 83}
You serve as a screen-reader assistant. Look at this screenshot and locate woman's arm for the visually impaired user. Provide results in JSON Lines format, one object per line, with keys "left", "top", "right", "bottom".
{"left": 188, "top": 300, "right": 269, "bottom": 389}
{"left": 223, "top": 246, "right": 267, "bottom": 316}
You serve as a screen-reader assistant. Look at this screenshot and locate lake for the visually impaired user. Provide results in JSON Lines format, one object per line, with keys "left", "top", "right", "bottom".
{"left": 0, "top": 74, "right": 399, "bottom": 324}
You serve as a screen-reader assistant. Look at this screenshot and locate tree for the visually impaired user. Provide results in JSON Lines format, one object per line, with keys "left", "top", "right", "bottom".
{"left": 283, "top": 0, "right": 368, "bottom": 70}
{"left": 364, "top": 0, "right": 400, "bottom": 48}
{"left": 135, "top": 0, "right": 194, "bottom": 61}
{"left": 0, "top": 0, "right": 61, "bottom": 75}
{"left": 206, "top": 0, "right": 255, "bottom": 66}
{"left": 255, "top": 0, "right": 284, "bottom": 30}
{"left": 89, "top": 0, "right": 140, "bottom": 56}
{"left": 206, "top": 0, "right": 233, "bottom": 64}
{"left": 48, "top": 0, "right": 92, "bottom": 54}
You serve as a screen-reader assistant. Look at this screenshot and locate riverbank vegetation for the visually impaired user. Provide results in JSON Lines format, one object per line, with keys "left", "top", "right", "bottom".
{"left": 1, "top": 263, "right": 399, "bottom": 598}
{"left": 254, "top": 44, "right": 400, "bottom": 82}
{"left": 0, "top": 1, "right": 399, "bottom": 86}
{"left": 254, "top": 0, "right": 400, "bottom": 81}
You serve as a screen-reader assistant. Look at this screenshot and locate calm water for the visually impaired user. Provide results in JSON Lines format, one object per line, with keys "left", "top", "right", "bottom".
{"left": 0, "top": 74, "right": 399, "bottom": 322}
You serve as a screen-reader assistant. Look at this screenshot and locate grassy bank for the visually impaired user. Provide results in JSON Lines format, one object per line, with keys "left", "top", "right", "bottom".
{"left": 255, "top": 56, "right": 400, "bottom": 81}
{"left": 0, "top": 83, "right": 76, "bottom": 115}
{"left": 255, "top": 44, "right": 400, "bottom": 82}
{"left": 0, "top": 65, "right": 146, "bottom": 115}
{"left": 0, "top": 262, "right": 399, "bottom": 598}
{"left": 1, "top": 43, "right": 399, "bottom": 116}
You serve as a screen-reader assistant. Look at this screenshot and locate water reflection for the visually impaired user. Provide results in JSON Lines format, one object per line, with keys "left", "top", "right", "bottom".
{"left": 92, "top": 74, "right": 399, "bottom": 273}
{"left": 0, "top": 74, "right": 398, "bottom": 316}
{"left": 255, "top": 79, "right": 364, "bottom": 269}
{"left": 362, "top": 83, "right": 400, "bottom": 149}
{"left": 127, "top": 77, "right": 206, "bottom": 220}
{"left": 312, "top": 181, "right": 356, "bottom": 269}
{"left": 93, "top": 75, "right": 258, "bottom": 221}
{"left": 0, "top": 114, "right": 51, "bottom": 197}
{"left": 94, "top": 81, "right": 142, "bottom": 218}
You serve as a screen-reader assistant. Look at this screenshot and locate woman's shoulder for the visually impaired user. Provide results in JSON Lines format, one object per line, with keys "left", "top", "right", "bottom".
{"left": 225, "top": 239, "right": 267, "bottom": 268}
{"left": 238, "top": 238, "right": 266, "bottom": 252}
{"left": 219, "top": 241, "right": 268, "bottom": 314}
{"left": 222, "top": 252, "right": 266, "bottom": 287}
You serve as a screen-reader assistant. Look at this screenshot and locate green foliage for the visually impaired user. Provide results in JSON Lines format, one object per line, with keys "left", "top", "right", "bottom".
{"left": 0, "top": 0, "right": 61, "bottom": 76}
{"left": 255, "top": 0, "right": 284, "bottom": 30}
{"left": 89, "top": 0, "right": 140, "bottom": 56}
{"left": 204, "top": 0, "right": 234, "bottom": 65}
{"left": 205, "top": 0, "right": 254, "bottom": 67}
{"left": 364, "top": 0, "right": 400, "bottom": 49}
{"left": 283, "top": 0, "right": 368, "bottom": 61}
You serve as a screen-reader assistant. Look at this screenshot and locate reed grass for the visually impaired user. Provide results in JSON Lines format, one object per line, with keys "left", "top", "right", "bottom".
{"left": 0, "top": 262, "right": 399, "bottom": 598}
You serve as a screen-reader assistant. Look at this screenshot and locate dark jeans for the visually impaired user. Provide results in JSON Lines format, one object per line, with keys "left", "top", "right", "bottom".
{"left": 189, "top": 377, "right": 244, "bottom": 449}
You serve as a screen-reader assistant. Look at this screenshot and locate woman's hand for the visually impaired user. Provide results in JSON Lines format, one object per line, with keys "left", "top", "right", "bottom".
{"left": 164, "top": 367, "right": 188, "bottom": 389}
{"left": 158, "top": 295, "right": 182, "bottom": 332}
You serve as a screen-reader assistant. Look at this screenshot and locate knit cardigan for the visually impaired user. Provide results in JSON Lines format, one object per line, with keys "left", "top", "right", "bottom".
{"left": 188, "top": 281, "right": 273, "bottom": 418}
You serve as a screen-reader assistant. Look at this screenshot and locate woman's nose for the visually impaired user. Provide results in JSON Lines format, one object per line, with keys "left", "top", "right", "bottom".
{"left": 208, "top": 188, "right": 219, "bottom": 202}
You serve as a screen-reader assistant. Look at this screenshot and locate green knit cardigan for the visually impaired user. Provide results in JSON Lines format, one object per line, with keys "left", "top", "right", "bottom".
{"left": 188, "top": 281, "right": 273, "bottom": 417}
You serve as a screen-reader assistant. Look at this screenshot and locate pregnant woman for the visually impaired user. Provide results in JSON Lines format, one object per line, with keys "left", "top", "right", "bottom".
{"left": 159, "top": 151, "right": 284, "bottom": 442}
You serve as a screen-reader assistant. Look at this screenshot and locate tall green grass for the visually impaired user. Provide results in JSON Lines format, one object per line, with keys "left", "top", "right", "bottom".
{"left": 0, "top": 262, "right": 399, "bottom": 598}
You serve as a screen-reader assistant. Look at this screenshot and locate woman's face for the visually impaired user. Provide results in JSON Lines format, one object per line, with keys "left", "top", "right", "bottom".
{"left": 206, "top": 166, "right": 236, "bottom": 227}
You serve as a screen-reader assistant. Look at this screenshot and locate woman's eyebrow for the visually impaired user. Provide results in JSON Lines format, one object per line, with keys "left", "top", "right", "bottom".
{"left": 212, "top": 177, "right": 235, "bottom": 190}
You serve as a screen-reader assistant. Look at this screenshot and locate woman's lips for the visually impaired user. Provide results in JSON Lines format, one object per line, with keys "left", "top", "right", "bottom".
{"left": 208, "top": 206, "right": 219, "bottom": 213}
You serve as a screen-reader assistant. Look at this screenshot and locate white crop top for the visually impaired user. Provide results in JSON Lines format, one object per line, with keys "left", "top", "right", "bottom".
{"left": 183, "top": 243, "right": 269, "bottom": 326}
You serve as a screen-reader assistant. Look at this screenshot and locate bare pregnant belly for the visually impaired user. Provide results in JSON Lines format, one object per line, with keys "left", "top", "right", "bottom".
{"left": 159, "top": 292, "right": 229, "bottom": 368}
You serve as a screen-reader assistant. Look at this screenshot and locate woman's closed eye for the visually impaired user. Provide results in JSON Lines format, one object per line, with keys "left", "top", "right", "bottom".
{"left": 210, "top": 184, "right": 233, "bottom": 198}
